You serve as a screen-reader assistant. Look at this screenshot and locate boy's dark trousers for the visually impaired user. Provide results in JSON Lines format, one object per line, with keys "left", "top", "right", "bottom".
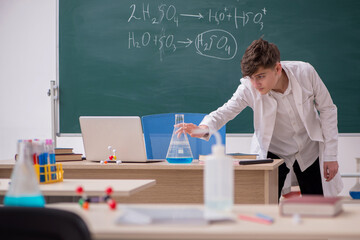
{"left": 267, "top": 152, "right": 324, "bottom": 200}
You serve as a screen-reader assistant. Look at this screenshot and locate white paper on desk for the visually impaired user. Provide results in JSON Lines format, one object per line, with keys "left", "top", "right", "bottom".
{"left": 115, "top": 206, "right": 234, "bottom": 225}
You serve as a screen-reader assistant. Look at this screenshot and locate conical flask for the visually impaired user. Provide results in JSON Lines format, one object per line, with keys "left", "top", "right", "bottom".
{"left": 4, "top": 140, "right": 45, "bottom": 207}
{"left": 350, "top": 158, "right": 360, "bottom": 199}
{"left": 166, "top": 114, "right": 193, "bottom": 164}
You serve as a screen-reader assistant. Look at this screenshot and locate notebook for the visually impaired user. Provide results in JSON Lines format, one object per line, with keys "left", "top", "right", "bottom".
{"left": 79, "top": 116, "right": 160, "bottom": 162}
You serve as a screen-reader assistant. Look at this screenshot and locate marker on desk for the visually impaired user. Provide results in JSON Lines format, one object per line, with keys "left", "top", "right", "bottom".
{"left": 255, "top": 213, "right": 274, "bottom": 223}
{"left": 238, "top": 214, "right": 273, "bottom": 225}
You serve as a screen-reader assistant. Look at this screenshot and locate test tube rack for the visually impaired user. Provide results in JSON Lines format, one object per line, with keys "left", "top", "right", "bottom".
{"left": 34, "top": 163, "right": 64, "bottom": 184}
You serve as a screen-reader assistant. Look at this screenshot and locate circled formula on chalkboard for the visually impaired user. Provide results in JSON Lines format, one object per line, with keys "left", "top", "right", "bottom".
{"left": 194, "top": 29, "right": 238, "bottom": 60}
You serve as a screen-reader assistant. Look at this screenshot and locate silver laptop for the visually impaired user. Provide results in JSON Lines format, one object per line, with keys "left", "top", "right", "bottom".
{"left": 80, "top": 116, "right": 151, "bottom": 162}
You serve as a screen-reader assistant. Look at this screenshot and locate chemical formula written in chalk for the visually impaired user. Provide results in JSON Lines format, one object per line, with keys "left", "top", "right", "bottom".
{"left": 127, "top": 3, "right": 267, "bottom": 61}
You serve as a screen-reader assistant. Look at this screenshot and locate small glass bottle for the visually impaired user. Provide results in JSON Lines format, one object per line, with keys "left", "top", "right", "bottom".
{"left": 166, "top": 114, "right": 193, "bottom": 164}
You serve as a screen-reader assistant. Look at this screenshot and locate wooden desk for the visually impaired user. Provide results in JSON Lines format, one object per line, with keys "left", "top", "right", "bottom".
{"left": 0, "top": 159, "right": 283, "bottom": 204}
{"left": 0, "top": 179, "right": 155, "bottom": 197}
{"left": 50, "top": 202, "right": 360, "bottom": 240}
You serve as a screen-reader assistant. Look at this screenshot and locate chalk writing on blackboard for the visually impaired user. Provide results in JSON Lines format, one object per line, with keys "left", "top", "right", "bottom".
{"left": 128, "top": 3, "right": 266, "bottom": 61}
{"left": 195, "top": 29, "right": 237, "bottom": 60}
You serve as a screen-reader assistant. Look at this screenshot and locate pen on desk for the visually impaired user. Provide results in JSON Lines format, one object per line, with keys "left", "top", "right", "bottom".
{"left": 238, "top": 214, "right": 273, "bottom": 225}
{"left": 255, "top": 213, "right": 274, "bottom": 223}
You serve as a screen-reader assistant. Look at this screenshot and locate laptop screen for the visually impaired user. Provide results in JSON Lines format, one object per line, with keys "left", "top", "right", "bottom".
{"left": 79, "top": 116, "right": 148, "bottom": 162}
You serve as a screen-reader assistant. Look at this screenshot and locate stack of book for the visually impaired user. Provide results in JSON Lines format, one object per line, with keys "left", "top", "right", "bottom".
{"left": 55, "top": 148, "right": 83, "bottom": 162}
{"left": 280, "top": 195, "right": 343, "bottom": 217}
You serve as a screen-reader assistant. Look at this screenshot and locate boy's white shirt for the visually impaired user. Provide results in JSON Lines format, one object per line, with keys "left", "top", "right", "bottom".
{"left": 200, "top": 61, "right": 343, "bottom": 196}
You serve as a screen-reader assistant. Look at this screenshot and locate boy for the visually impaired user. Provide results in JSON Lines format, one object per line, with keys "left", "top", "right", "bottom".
{"left": 178, "top": 38, "right": 343, "bottom": 198}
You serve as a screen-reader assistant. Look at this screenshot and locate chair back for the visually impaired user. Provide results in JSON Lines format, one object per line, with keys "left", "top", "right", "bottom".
{"left": 0, "top": 207, "right": 91, "bottom": 240}
{"left": 141, "top": 113, "right": 226, "bottom": 160}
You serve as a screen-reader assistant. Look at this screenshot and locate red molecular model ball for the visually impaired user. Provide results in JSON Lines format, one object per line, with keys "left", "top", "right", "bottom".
{"left": 108, "top": 199, "right": 116, "bottom": 210}
{"left": 76, "top": 186, "right": 84, "bottom": 194}
{"left": 105, "top": 187, "right": 113, "bottom": 195}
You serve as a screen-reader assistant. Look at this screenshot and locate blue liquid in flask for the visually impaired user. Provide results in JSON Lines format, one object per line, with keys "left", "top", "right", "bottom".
{"left": 5, "top": 140, "right": 46, "bottom": 207}
{"left": 4, "top": 195, "right": 45, "bottom": 207}
{"left": 349, "top": 159, "right": 360, "bottom": 200}
{"left": 166, "top": 157, "right": 193, "bottom": 164}
{"left": 349, "top": 180, "right": 360, "bottom": 199}
{"left": 166, "top": 114, "right": 194, "bottom": 164}
{"left": 349, "top": 191, "right": 360, "bottom": 199}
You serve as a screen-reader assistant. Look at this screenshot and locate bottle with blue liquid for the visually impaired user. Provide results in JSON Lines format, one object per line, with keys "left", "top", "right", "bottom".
{"left": 46, "top": 139, "right": 57, "bottom": 180}
{"left": 349, "top": 158, "right": 360, "bottom": 199}
{"left": 4, "top": 140, "right": 45, "bottom": 207}
{"left": 37, "top": 139, "right": 56, "bottom": 182}
{"left": 34, "top": 139, "right": 46, "bottom": 182}
{"left": 166, "top": 114, "right": 193, "bottom": 164}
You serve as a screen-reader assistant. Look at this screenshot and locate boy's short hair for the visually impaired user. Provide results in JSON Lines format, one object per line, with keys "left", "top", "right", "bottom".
{"left": 241, "top": 38, "right": 280, "bottom": 77}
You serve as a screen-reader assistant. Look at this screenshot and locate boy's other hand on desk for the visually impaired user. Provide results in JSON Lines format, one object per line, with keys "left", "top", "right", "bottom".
{"left": 324, "top": 161, "right": 339, "bottom": 182}
{"left": 174, "top": 123, "right": 209, "bottom": 138}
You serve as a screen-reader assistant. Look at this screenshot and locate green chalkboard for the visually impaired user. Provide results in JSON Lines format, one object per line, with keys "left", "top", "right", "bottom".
{"left": 59, "top": 0, "right": 360, "bottom": 134}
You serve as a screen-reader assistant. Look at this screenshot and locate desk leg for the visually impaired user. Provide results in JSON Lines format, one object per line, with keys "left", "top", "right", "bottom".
{"left": 264, "top": 168, "right": 278, "bottom": 204}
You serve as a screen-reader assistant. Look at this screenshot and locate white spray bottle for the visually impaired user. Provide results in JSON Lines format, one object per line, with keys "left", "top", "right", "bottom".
{"left": 202, "top": 130, "right": 234, "bottom": 219}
